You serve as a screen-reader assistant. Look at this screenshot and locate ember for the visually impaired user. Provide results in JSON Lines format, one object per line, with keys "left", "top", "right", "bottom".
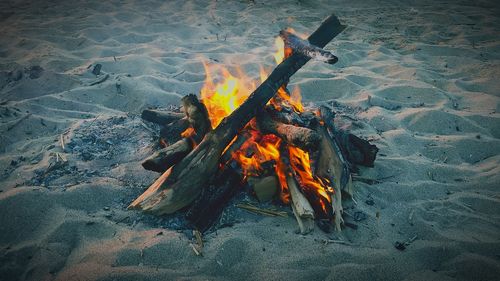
{"left": 131, "top": 14, "right": 378, "bottom": 234}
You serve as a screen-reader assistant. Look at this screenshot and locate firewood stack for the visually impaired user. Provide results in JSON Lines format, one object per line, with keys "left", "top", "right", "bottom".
{"left": 129, "top": 14, "right": 378, "bottom": 234}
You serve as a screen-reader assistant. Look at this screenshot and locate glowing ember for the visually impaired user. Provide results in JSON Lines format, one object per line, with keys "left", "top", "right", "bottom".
{"left": 180, "top": 127, "right": 195, "bottom": 138}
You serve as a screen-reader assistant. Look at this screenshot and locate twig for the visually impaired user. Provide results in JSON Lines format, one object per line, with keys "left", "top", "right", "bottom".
{"left": 236, "top": 203, "right": 288, "bottom": 217}
{"left": 322, "top": 239, "right": 354, "bottom": 246}
{"left": 88, "top": 115, "right": 101, "bottom": 127}
{"left": 172, "top": 70, "right": 185, "bottom": 78}
{"left": 193, "top": 229, "right": 203, "bottom": 248}
{"left": 190, "top": 243, "right": 202, "bottom": 256}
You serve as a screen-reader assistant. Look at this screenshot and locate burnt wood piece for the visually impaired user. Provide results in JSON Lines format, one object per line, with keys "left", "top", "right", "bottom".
{"left": 160, "top": 118, "right": 190, "bottom": 143}
{"left": 319, "top": 106, "right": 378, "bottom": 168}
{"left": 182, "top": 94, "right": 211, "bottom": 143}
{"left": 129, "top": 14, "right": 346, "bottom": 215}
{"left": 336, "top": 133, "right": 378, "bottom": 168}
{"left": 185, "top": 161, "right": 243, "bottom": 233}
{"left": 141, "top": 109, "right": 184, "bottom": 125}
{"left": 256, "top": 110, "right": 320, "bottom": 151}
{"left": 142, "top": 138, "right": 193, "bottom": 173}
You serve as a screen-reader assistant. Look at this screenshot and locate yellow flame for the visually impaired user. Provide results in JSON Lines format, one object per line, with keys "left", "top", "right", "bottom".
{"left": 289, "top": 146, "right": 333, "bottom": 214}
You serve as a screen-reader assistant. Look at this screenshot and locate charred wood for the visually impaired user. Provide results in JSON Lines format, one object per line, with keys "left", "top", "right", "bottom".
{"left": 185, "top": 161, "right": 243, "bottom": 233}
{"left": 181, "top": 94, "right": 211, "bottom": 143}
{"left": 160, "top": 118, "right": 189, "bottom": 143}
{"left": 141, "top": 109, "right": 184, "bottom": 125}
{"left": 256, "top": 110, "right": 320, "bottom": 151}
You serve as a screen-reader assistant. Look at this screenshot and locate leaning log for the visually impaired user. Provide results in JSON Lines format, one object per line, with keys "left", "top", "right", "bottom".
{"left": 185, "top": 161, "right": 243, "bottom": 232}
{"left": 129, "top": 14, "right": 346, "bottom": 215}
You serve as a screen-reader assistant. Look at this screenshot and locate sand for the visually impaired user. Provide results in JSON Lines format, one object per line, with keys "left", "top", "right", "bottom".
{"left": 1, "top": 0, "right": 500, "bottom": 280}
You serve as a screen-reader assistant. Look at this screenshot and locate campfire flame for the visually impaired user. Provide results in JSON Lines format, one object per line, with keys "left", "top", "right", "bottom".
{"left": 196, "top": 33, "right": 333, "bottom": 214}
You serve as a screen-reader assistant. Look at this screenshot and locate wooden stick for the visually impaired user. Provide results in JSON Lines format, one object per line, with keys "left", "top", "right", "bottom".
{"left": 129, "top": 14, "right": 346, "bottom": 215}
{"left": 236, "top": 203, "right": 288, "bottom": 217}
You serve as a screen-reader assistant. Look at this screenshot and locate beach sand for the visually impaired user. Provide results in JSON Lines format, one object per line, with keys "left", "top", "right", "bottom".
{"left": 1, "top": 0, "right": 499, "bottom": 280}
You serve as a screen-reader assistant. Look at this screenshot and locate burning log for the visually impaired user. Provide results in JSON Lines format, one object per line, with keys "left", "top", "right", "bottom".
{"left": 181, "top": 94, "right": 210, "bottom": 143}
{"left": 129, "top": 14, "right": 346, "bottom": 215}
{"left": 141, "top": 109, "right": 184, "bottom": 125}
{"left": 160, "top": 117, "right": 190, "bottom": 143}
{"left": 256, "top": 110, "right": 320, "bottom": 151}
{"left": 142, "top": 94, "right": 210, "bottom": 172}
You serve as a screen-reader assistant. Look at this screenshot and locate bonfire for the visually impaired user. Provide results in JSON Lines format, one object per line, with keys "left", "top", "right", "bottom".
{"left": 129, "top": 14, "right": 378, "bottom": 236}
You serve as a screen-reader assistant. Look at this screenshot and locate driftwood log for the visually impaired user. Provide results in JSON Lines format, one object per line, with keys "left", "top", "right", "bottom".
{"left": 129, "top": 14, "right": 346, "bottom": 215}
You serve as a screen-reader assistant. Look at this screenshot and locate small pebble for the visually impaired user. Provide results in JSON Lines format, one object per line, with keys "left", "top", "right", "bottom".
{"left": 92, "top": 64, "right": 102, "bottom": 75}
{"left": 394, "top": 241, "right": 406, "bottom": 251}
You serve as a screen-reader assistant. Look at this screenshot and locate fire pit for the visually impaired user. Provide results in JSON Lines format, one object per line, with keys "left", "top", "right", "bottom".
{"left": 129, "top": 14, "right": 378, "bottom": 236}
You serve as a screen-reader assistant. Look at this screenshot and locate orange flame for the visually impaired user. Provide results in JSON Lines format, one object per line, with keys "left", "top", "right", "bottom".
{"left": 288, "top": 146, "right": 333, "bottom": 216}
{"left": 195, "top": 29, "right": 330, "bottom": 207}
{"left": 200, "top": 62, "right": 256, "bottom": 128}
{"left": 180, "top": 127, "right": 195, "bottom": 138}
